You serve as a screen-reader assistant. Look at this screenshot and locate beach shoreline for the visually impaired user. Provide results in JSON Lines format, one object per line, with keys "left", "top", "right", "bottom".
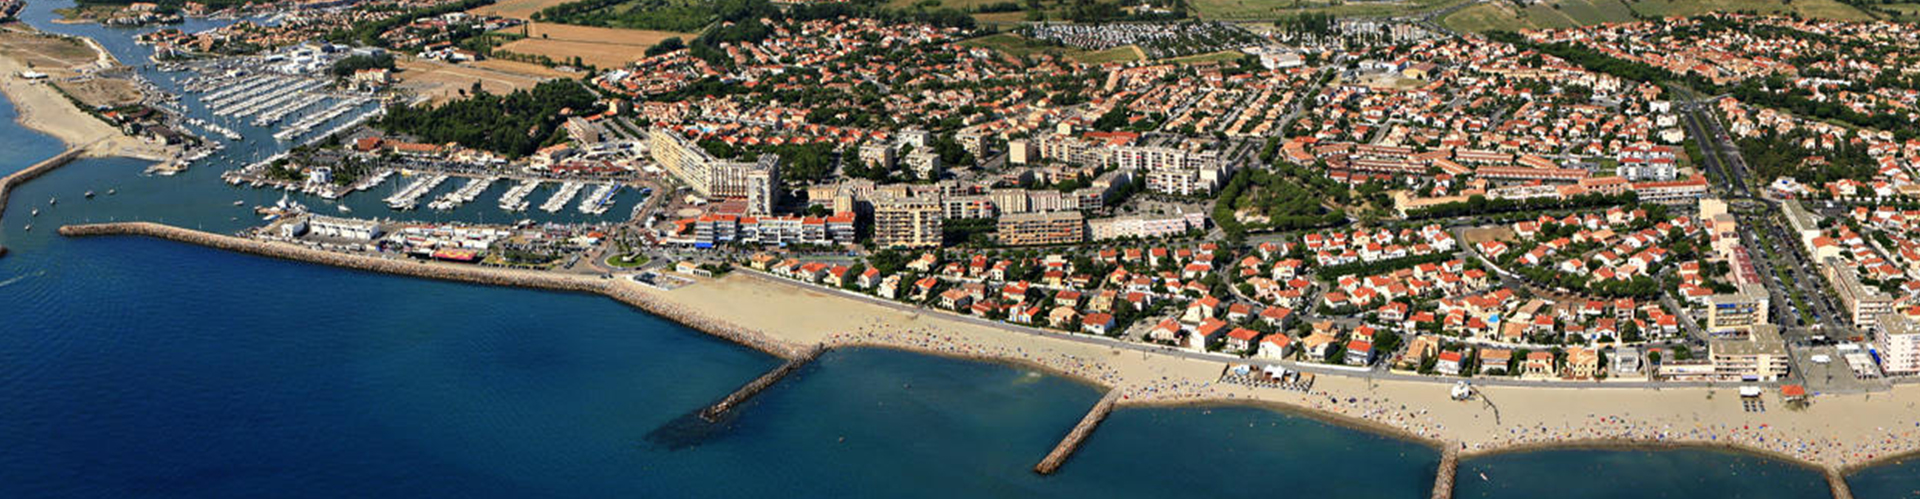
{"left": 0, "top": 27, "right": 174, "bottom": 161}
{"left": 53, "top": 221, "right": 1920, "bottom": 481}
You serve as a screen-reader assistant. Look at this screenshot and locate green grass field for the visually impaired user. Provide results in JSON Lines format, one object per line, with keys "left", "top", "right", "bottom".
{"left": 959, "top": 33, "right": 1146, "bottom": 64}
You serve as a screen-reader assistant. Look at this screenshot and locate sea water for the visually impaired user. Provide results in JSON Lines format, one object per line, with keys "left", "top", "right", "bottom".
{"left": 0, "top": 1, "right": 1900, "bottom": 496}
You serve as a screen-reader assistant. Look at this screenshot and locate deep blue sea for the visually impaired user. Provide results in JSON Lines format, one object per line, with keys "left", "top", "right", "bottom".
{"left": 2, "top": 2, "right": 1917, "bottom": 497}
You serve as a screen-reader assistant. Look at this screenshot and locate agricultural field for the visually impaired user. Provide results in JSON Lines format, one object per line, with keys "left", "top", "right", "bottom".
{"left": 885, "top": 0, "right": 1019, "bottom": 10}
{"left": 959, "top": 33, "right": 1145, "bottom": 64}
{"left": 1624, "top": 0, "right": 1871, "bottom": 20}
{"left": 467, "top": 0, "right": 578, "bottom": 20}
{"left": 1879, "top": 3, "right": 1920, "bottom": 19}
{"left": 1190, "top": 0, "right": 1465, "bottom": 21}
{"left": 395, "top": 57, "right": 552, "bottom": 104}
{"left": 971, "top": 11, "right": 1030, "bottom": 25}
{"left": 1446, "top": 0, "right": 1868, "bottom": 32}
{"left": 1443, "top": 2, "right": 1534, "bottom": 31}
{"left": 492, "top": 22, "right": 693, "bottom": 68}
{"left": 1443, "top": 0, "right": 1637, "bottom": 32}
{"left": 469, "top": 58, "right": 583, "bottom": 79}
{"left": 1161, "top": 49, "right": 1246, "bottom": 65}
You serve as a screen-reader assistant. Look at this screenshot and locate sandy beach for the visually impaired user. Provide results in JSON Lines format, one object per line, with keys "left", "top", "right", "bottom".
{"left": 0, "top": 32, "right": 173, "bottom": 161}
{"left": 633, "top": 269, "right": 1920, "bottom": 472}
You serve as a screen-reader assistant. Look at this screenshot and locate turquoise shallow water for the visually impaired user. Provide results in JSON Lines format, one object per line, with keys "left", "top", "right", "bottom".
{"left": 0, "top": 2, "right": 1903, "bottom": 497}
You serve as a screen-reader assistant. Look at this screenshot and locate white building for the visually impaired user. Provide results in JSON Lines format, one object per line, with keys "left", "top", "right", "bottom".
{"left": 307, "top": 216, "right": 383, "bottom": 241}
{"left": 1876, "top": 312, "right": 1920, "bottom": 375}
{"left": 1087, "top": 212, "right": 1208, "bottom": 240}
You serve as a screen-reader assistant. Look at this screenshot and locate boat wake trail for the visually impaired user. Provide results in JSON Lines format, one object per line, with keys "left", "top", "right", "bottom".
{"left": 0, "top": 270, "right": 44, "bottom": 289}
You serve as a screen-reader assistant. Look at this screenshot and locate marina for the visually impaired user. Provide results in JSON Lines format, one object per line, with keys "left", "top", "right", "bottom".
{"left": 540, "top": 181, "right": 584, "bottom": 214}
{"left": 273, "top": 97, "right": 372, "bottom": 142}
{"left": 577, "top": 183, "right": 619, "bottom": 215}
{"left": 498, "top": 179, "right": 540, "bottom": 212}
{"left": 428, "top": 176, "right": 496, "bottom": 211}
{"left": 383, "top": 173, "right": 448, "bottom": 211}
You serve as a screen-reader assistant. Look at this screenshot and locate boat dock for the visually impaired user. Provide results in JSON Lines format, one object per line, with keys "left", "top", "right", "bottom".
{"left": 498, "top": 179, "right": 540, "bottom": 211}
{"left": 428, "top": 176, "right": 495, "bottom": 211}
{"left": 699, "top": 344, "right": 825, "bottom": 422}
{"left": 274, "top": 97, "right": 371, "bottom": 142}
{"left": 385, "top": 174, "right": 448, "bottom": 211}
{"left": 577, "top": 183, "right": 619, "bottom": 215}
{"left": 1033, "top": 390, "right": 1122, "bottom": 475}
{"left": 540, "top": 182, "right": 584, "bottom": 213}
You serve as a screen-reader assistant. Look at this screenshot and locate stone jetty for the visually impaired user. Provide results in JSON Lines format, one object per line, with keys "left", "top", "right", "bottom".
{"left": 1828, "top": 469, "right": 1854, "bottom": 499}
{"left": 58, "top": 222, "right": 804, "bottom": 359}
{"left": 1432, "top": 445, "right": 1459, "bottom": 499}
{"left": 0, "top": 148, "right": 83, "bottom": 224}
{"left": 700, "top": 344, "right": 826, "bottom": 422}
{"left": 1034, "top": 390, "right": 1122, "bottom": 475}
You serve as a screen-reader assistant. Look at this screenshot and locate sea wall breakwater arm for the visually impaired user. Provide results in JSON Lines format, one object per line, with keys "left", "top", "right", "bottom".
{"left": 0, "top": 148, "right": 83, "bottom": 223}
{"left": 56, "top": 222, "right": 803, "bottom": 359}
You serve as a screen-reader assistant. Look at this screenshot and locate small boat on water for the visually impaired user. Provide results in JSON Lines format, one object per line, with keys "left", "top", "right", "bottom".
{"left": 232, "top": 200, "right": 245, "bottom": 206}
{"left": 337, "top": 205, "right": 351, "bottom": 213}
{"left": 23, "top": 224, "right": 30, "bottom": 231}
{"left": 48, "top": 197, "right": 56, "bottom": 205}
{"left": 84, "top": 190, "right": 94, "bottom": 199}
{"left": 108, "top": 188, "right": 116, "bottom": 196}
{"left": 30, "top": 208, "right": 38, "bottom": 217}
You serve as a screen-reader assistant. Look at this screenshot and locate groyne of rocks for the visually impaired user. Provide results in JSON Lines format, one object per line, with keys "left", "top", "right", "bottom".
{"left": 1033, "top": 390, "right": 1122, "bottom": 475}
{"left": 700, "top": 344, "right": 826, "bottom": 421}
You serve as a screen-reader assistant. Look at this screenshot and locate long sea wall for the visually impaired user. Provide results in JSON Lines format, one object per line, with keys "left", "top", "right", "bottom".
{"left": 0, "top": 148, "right": 83, "bottom": 223}
{"left": 57, "top": 222, "right": 802, "bottom": 359}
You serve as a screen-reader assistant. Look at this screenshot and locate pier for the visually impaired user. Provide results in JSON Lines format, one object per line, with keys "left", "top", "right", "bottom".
{"left": 1431, "top": 445, "right": 1459, "bottom": 499}
{"left": 1033, "top": 390, "right": 1122, "bottom": 475}
{"left": 699, "top": 344, "right": 826, "bottom": 422}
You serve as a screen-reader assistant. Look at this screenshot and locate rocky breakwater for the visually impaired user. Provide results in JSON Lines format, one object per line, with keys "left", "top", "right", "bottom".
{"left": 0, "top": 148, "right": 82, "bottom": 224}
{"left": 1034, "top": 389, "right": 1123, "bottom": 475}
{"left": 1431, "top": 445, "right": 1459, "bottom": 499}
{"left": 699, "top": 344, "right": 826, "bottom": 422}
{"left": 58, "top": 222, "right": 803, "bottom": 359}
